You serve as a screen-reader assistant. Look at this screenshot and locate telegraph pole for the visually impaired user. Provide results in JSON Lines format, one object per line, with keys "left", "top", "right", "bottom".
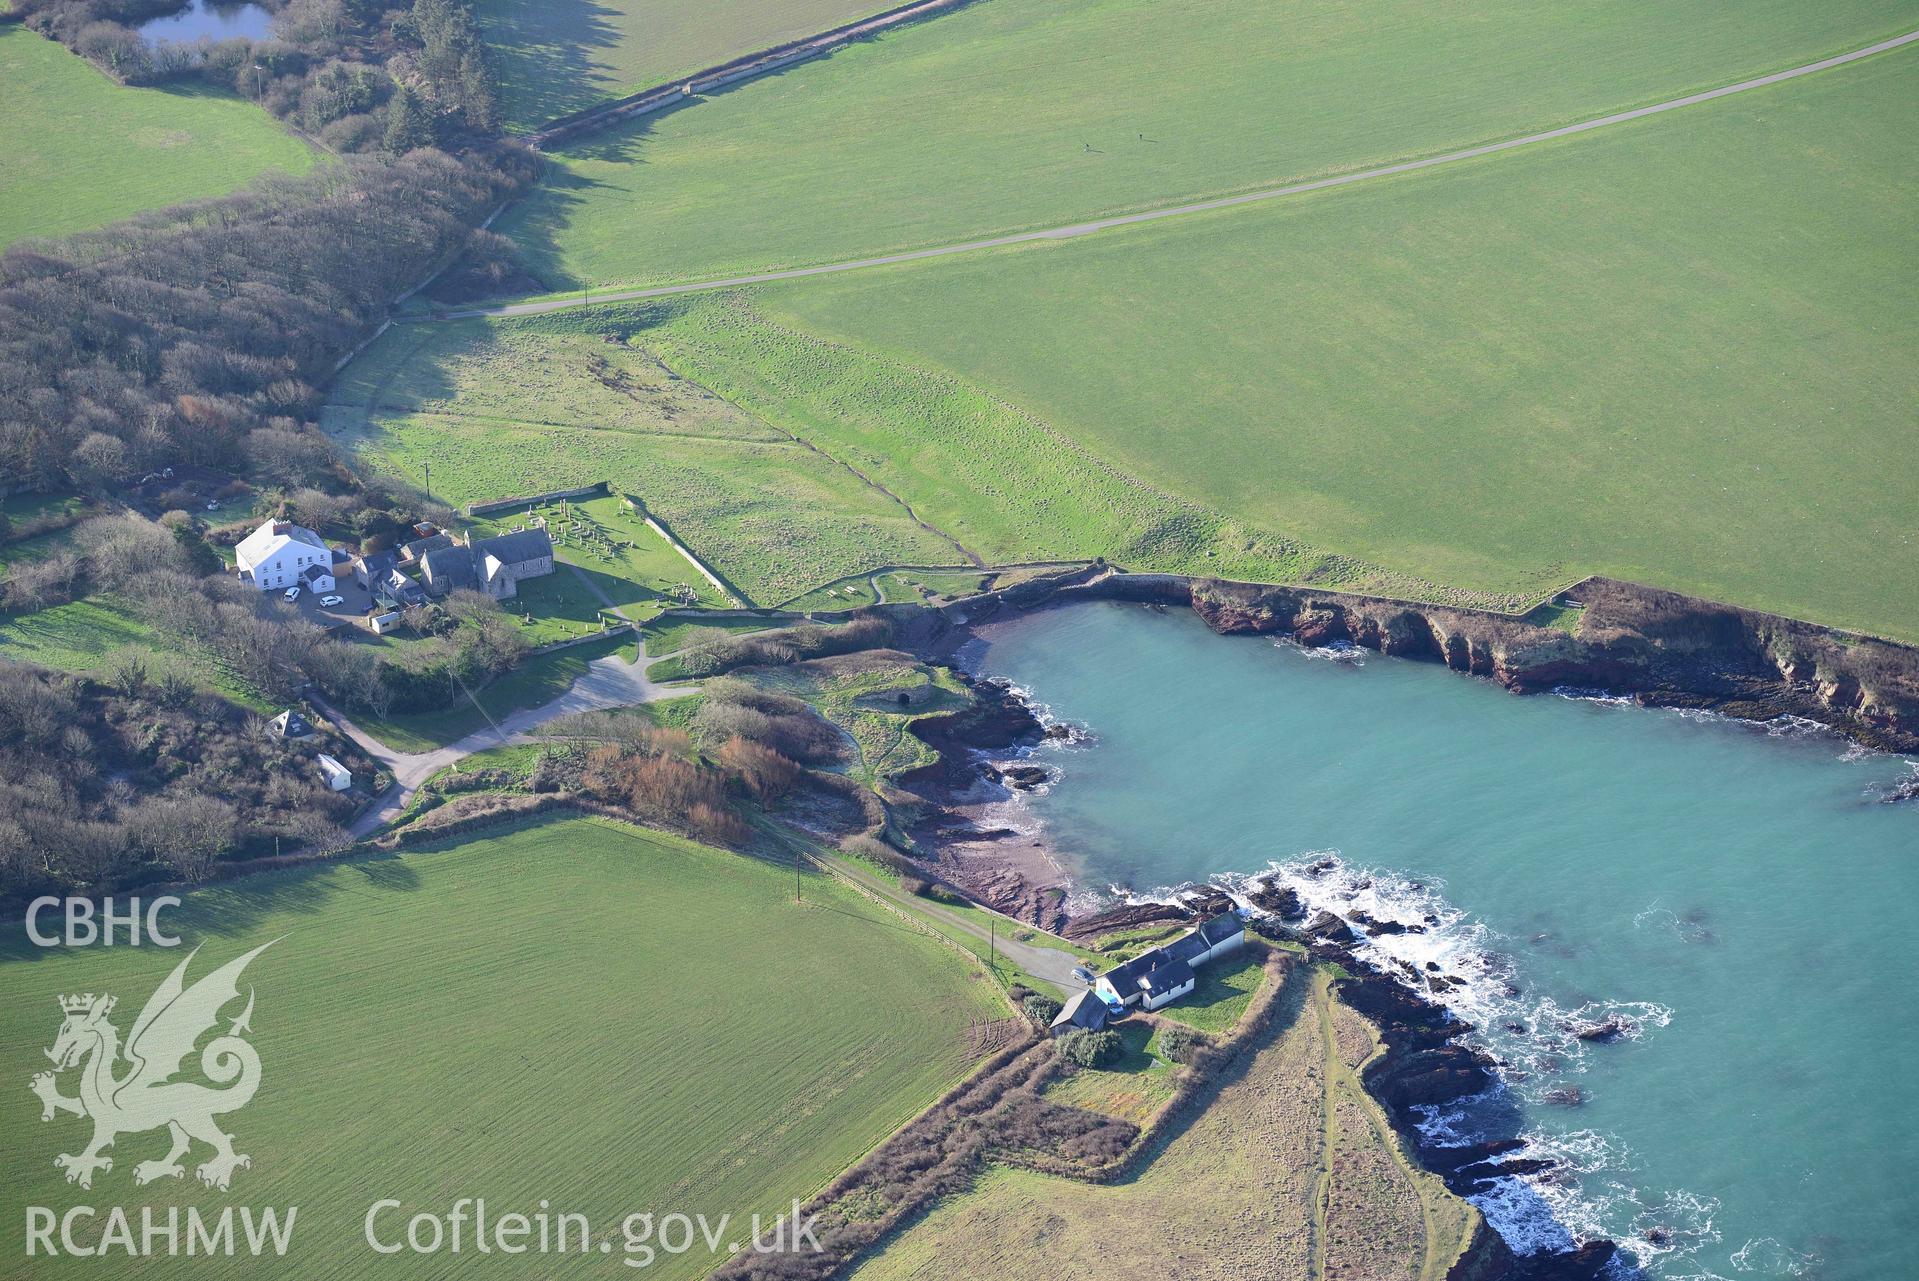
{"left": 795, "top": 849, "right": 802, "bottom": 903}
{"left": 989, "top": 917, "right": 996, "bottom": 971}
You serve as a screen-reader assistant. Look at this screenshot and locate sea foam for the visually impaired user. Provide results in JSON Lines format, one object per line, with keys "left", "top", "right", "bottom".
{"left": 1126, "top": 851, "right": 1717, "bottom": 1272}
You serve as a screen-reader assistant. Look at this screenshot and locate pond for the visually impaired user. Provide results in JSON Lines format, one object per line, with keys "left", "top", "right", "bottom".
{"left": 137, "top": 0, "right": 275, "bottom": 45}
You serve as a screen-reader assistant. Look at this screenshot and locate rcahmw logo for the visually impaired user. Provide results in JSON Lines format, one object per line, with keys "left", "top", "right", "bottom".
{"left": 24, "top": 943, "right": 300, "bottom": 1260}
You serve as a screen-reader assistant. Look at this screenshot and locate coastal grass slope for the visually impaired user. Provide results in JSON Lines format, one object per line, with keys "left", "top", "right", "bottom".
{"left": 849, "top": 968, "right": 1481, "bottom": 1281}
{"left": 0, "top": 816, "right": 1007, "bottom": 1278}
{"left": 733, "top": 51, "right": 1919, "bottom": 639}
{"left": 0, "top": 26, "right": 314, "bottom": 250}
{"left": 492, "top": 0, "right": 1915, "bottom": 290}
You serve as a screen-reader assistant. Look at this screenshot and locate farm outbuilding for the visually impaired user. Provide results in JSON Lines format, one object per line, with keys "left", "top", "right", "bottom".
{"left": 316, "top": 754, "right": 353, "bottom": 791}
{"left": 1049, "top": 990, "right": 1111, "bottom": 1037}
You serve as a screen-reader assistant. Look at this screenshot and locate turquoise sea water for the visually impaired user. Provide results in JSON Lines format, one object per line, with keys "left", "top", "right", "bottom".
{"left": 966, "top": 603, "right": 1918, "bottom": 1280}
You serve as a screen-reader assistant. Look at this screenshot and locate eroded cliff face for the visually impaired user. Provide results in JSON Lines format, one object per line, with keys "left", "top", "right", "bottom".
{"left": 1181, "top": 576, "right": 1919, "bottom": 753}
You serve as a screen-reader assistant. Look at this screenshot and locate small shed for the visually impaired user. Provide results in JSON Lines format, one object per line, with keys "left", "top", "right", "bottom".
{"left": 315, "top": 754, "right": 353, "bottom": 792}
{"left": 367, "top": 610, "right": 401, "bottom": 635}
{"left": 1049, "top": 990, "right": 1110, "bottom": 1038}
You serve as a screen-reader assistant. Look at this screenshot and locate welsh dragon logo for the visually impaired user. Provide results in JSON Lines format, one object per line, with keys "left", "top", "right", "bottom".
{"left": 29, "top": 943, "right": 274, "bottom": 1192}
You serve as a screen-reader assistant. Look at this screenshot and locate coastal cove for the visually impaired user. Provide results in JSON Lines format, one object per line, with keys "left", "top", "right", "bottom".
{"left": 960, "top": 603, "right": 1918, "bottom": 1279}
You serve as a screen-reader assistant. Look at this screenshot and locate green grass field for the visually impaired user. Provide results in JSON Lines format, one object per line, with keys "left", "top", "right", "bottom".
{"left": 0, "top": 593, "right": 275, "bottom": 709}
{"left": 0, "top": 815, "right": 1006, "bottom": 1278}
{"left": 495, "top": 0, "right": 1914, "bottom": 290}
{"left": 350, "top": 44, "right": 1919, "bottom": 633}
{"left": 325, "top": 317, "right": 959, "bottom": 604}
{"left": 641, "top": 612, "right": 772, "bottom": 657}
{"left": 505, "top": 494, "right": 729, "bottom": 611}
{"left": 0, "top": 26, "right": 314, "bottom": 249}
{"left": 1155, "top": 953, "right": 1266, "bottom": 1035}
{"left": 475, "top": 0, "right": 882, "bottom": 133}
{"left": 738, "top": 51, "right": 1919, "bottom": 637}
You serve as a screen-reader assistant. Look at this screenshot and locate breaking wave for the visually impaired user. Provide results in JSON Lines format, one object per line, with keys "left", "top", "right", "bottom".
{"left": 1274, "top": 636, "right": 1366, "bottom": 665}
{"left": 1127, "top": 851, "right": 1718, "bottom": 1273}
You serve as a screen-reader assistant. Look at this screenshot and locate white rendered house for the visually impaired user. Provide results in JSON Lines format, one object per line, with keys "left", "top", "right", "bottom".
{"left": 234, "top": 519, "right": 331, "bottom": 592}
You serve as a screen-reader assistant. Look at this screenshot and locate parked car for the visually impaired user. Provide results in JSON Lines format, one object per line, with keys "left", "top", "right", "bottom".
{"left": 1071, "top": 966, "right": 1096, "bottom": 986}
{"left": 319, "top": 594, "right": 344, "bottom": 607}
{"left": 283, "top": 586, "right": 301, "bottom": 601}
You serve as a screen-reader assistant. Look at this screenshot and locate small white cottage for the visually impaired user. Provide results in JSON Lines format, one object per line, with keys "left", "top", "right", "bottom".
{"left": 316, "top": 754, "right": 353, "bottom": 792}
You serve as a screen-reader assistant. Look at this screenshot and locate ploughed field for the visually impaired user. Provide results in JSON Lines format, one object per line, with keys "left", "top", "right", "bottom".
{"left": 494, "top": 0, "right": 1915, "bottom": 289}
{"left": 0, "top": 816, "right": 1006, "bottom": 1278}
{"left": 0, "top": 26, "right": 313, "bottom": 250}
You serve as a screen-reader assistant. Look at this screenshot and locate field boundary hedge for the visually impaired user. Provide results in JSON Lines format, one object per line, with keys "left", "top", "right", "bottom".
{"left": 526, "top": 0, "right": 977, "bottom": 148}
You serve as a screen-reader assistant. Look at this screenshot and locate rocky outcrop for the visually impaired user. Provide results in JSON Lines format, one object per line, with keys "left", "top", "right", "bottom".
{"left": 1245, "top": 877, "right": 1306, "bottom": 920}
{"left": 1181, "top": 575, "right": 1919, "bottom": 752}
{"left": 1277, "top": 913, "right": 1622, "bottom": 1280}
{"left": 1062, "top": 900, "right": 1191, "bottom": 941}
{"left": 899, "top": 673, "right": 1045, "bottom": 789}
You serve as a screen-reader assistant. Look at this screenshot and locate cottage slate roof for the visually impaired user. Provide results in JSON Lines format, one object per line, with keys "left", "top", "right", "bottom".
{"left": 474, "top": 527, "right": 553, "bottom": 566}
{"left": 1196, "top": 912, "right": 1245, "bottom": 947}
{"left": 402, "top": 532, "right": 454, "bottom": 561}
{"left": 300, "top": 563, "right": 331, "bottom": 584}
{"left": 357, "top": 550, "right": 398, "bottom": 579}
{"left": 1050, "top": 990, "right": 1110, "bottom": 1033}
{"left": 1100, "top": 947, "right": 1169, "bottom": 994}
{"left": 268, "top": 709, "right": 314, "bottom": 738}
{"left": 1164, "top": 932, "right": 1212, "bottom": 965}
{"left": 1140, "top": 958, "right": 1196, "bottom": 996}
{"left": 420, "top": 544, "right": 478, "bottom": 592}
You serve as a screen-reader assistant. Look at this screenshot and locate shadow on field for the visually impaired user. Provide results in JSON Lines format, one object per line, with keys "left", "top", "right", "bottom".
{"left": 508, "top": 28, "right": 895, "bottom": 290}
{"left": 481, "top": 0, "right": 624, "bottom": 129}
{"left": 0, "top": 848, "right": 427, "bottom": 967}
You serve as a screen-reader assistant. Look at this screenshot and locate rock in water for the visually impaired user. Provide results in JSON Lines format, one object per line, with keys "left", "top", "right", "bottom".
{"left": 1301, "top": 910, "right": 1357, "bottom": 946}
{"left": 1566, "top": 1015, "right": 1630, "bottom": 1043}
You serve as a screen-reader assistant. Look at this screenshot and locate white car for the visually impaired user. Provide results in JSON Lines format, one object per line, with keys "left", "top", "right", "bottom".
{"left": 319, "top": 594, "right": 344, "bottom": 608}
{"left": 283, "top": 586, "right": 301, "bottom": 601}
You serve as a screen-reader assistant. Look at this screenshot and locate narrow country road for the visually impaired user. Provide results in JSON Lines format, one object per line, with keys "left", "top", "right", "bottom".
{"left": 317, "top": 643, "right": 690, "bottom": 839}
{"left": 822, "top": 853, "right": 1084, "bottom": 994}
{"left": 425, "top": 30, "right": 1919, "bottom": 325}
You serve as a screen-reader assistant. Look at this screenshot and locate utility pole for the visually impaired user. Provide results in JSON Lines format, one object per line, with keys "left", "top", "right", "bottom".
{"left": 989, "top": 917, "right": 996, "bottom": 971}
{"left": 423, "top": 461, "right": 431, "bottom": 502}
{"left": 795, "top": 849, "right": 802, "bottom": 903}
